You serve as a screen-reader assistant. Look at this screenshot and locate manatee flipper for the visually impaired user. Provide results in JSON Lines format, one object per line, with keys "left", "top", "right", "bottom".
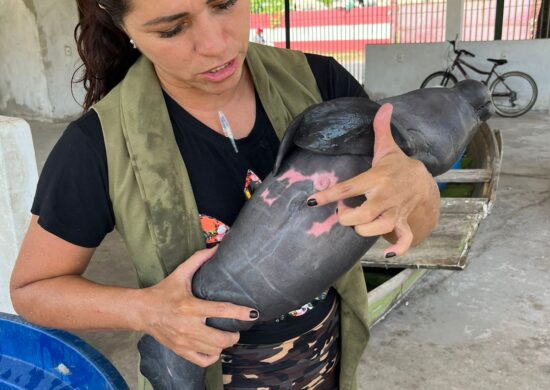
{"left": 274, "top": 98, "right": 381, "bottom": 176}
{"left": 138, "top": 335, "right": 205, "bottom": 390}
{"left": 293, "top": 97, "right": 380, "bottom": 156}
{"left": 273, "top": 111, "right": 304, "bottom": 175}
{"left": 274, "top": 97, "right": 419, "bottom": 176}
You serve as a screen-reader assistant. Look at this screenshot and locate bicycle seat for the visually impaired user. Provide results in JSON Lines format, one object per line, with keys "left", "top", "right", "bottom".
{"left": 487, "top": 58, "right": 508, "bottom": 65}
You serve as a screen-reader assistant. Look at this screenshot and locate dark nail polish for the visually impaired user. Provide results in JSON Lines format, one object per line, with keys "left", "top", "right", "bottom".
{"left": 335, "top": 208, "right": 338, "bottom": 214}
{"left": 385, "top": 252, "right": 396, "bottom": 259}
{"left": 249, "top": 310, "right": 259, "bottom": 319}
{"left": 307, "top": 198, "right": 318, "bottom": 207}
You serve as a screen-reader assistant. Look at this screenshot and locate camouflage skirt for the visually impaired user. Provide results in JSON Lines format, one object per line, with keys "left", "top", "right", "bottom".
{"left": 221, "top": 299, "right": 340, "bottom": 389}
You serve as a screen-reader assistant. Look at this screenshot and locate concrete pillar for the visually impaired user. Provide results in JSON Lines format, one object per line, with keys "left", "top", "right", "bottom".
{"left": 0, "top": 116, "right": 38, "bottom": 314}
{"left": 446, "top": 0, "right": 465, "bottom": 41}
{"left": 0, "top": 0, "right": 82, "bottom": 120}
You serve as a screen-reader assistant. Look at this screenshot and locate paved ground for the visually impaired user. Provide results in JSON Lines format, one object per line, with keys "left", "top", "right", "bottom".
{"left": 23, "top": 110, "right": 550, "bottom": 389}
{"left": 359, "top": 111, "right": 550, "bottom": 390}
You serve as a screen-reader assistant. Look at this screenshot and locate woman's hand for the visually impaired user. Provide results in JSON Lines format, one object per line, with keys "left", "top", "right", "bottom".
{"left": 138, "top": 246, "right": 259, "bottom": 367}
{"left": 11, "top": 218, "right": 256, "bottom": 368}
{"left": 307, "top": 103, "right": 440, "bottom": 258}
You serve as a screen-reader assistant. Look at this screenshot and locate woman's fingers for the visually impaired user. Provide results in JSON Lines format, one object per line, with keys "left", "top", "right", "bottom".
{"left": 197, "top": 324, "right": 241, "bottom": 350}
{"left": 151, "top": 319, "right": 240, "bottom": 366}
{"left": 337, "top": 191, "right": 391, "bottom": 227}
{"left": 190, "top": 298, "right": 259, "bottom": 322}
{"left": 307, "top": 105, "right": 404, "bottom": 208}
{"left": 184, "top": 351, "right": 221, "bottom": 368}
{"left": 342, "top": 204, "right": 414, "bottom": 258}
{"left": 382, "top": 218, "right": 414, "bottom": 257}
{"left": 177, "top": 246, "right": 218, "bottom": 282}
{"left": 351, "top": 208, "right": 398, "bottom": 237}
{"left": 308, "top": 170, "right": 375, "bottom": 207}
{"left": 143, "top": 247, "right": 259, "bottom": 364}
{"left": 372, "top": 103, "right": 403, "bottom": 165}
{"left": 185, "top": 327, "right": 237, "bottom": 355}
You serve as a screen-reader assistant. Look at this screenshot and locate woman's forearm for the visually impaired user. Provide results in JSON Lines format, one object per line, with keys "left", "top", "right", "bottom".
{"left": 11, "top": 275, "right": 148, "bottom": 332}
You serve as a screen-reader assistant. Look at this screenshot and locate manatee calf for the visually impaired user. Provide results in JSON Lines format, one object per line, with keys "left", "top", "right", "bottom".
{"left": 138, "top": 80, "right": 493, "bottom": 389}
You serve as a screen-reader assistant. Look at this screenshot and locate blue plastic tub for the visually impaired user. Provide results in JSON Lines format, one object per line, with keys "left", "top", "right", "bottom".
{"left": 0, "top": 312, "right": 128, "bottom": 389}
{"left": 437, "top": 150, "right": 465, "bottom": 191}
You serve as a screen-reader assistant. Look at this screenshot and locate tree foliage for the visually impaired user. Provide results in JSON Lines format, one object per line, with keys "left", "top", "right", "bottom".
{"left": 251, "top": 0, "right": 335, "bottom": 14}
{"left": 251, "top": 0, "right": 285, "bottom": 14}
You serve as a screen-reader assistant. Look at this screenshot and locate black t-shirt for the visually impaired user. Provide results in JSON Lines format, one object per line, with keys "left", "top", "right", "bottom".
{"left": 32, "top": 53, "right": 368, "bottom": 344}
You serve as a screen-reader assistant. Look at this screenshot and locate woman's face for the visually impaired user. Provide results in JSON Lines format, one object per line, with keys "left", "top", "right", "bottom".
{"left": 122, "top": 0, "right": 251, "bottom": 96}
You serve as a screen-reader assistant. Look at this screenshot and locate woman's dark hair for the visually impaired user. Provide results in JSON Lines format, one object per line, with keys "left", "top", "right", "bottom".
{"left": 73, "top": 0, "right": 140, "bottom": 110}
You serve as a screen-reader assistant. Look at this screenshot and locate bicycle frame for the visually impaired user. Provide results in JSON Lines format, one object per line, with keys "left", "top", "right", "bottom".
{"left": 431, "top": 41, "right": 535, "bottom": 114}
{"left": 451, "top": 57, "right": 514, "bottom": 99}
{"left": 447, "top": 54, "right": 497, "bottom": 85}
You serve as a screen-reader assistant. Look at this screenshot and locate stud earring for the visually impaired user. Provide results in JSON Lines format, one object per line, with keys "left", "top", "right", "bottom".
{"left": 130, "top": 39, "right": 136, "bottom": 49}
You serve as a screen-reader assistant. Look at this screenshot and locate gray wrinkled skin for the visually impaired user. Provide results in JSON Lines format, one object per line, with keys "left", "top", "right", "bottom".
{"left": 138, "top": 80, "right": 493, "bottom": 389}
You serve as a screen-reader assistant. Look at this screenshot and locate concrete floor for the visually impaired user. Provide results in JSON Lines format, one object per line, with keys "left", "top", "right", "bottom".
{"left": 24, "top": 111, "right": 550, "bottom": 389}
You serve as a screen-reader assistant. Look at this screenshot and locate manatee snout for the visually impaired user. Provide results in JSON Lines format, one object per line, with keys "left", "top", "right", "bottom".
{"left": 455, "top": 79, "right": 494, "bottom": 121}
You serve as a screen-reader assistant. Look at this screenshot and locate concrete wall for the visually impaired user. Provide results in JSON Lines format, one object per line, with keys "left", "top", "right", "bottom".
{"left": 0, "top": 0, "right": 82, "bottom": 121}
{"left": 364, "top": 39, "right": 550, "bottom": 112}
{"left": 0, "top": 0, "right": 52, "bottom": 118}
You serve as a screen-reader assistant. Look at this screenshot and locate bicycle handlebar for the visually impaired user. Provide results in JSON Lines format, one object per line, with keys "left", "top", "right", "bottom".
{"left": 447, "top": 40, "right": 475, "bottom": 58}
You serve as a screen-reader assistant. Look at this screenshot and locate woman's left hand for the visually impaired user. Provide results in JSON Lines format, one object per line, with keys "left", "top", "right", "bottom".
{"left": 307, "top": 103, "right": 440, "bottom": 258}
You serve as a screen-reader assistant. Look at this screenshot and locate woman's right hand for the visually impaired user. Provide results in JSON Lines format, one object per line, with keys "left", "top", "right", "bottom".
{"left": 138, "top": 246, "right": 259, "bottom": 367}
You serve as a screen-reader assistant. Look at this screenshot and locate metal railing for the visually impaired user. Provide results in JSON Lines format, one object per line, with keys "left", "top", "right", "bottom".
{"left": 249, "top": 0, "right": 549, "bottom": 84}
{"left": 390, "top": 0, "right": 447, "bottom": 44}
{"left": 462, "top": 0, "right": 550, "bottom": 41}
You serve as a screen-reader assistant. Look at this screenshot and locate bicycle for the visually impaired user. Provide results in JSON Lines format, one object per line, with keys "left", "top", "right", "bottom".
{"left": 421, "top": 40, "right": 538, "bottom": 118}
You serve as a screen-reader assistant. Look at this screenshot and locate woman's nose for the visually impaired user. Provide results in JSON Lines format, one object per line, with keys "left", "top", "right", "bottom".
{"left": 192, "top": 17, "right": 226, "bottom": 57}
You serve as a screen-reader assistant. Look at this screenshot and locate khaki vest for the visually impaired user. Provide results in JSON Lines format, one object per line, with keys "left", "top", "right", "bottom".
{"left": 93, "top": 43, "right": 369, "bottom": 390}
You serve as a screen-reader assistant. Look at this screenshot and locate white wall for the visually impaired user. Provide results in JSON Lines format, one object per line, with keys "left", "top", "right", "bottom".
{"left": 0, "top": 0, "right": 82, "bottom": 121}
{"left": 33, "top": 0, "right": 84, "bottom": 119}
{"left": 364, "top": 39, "right": 550, "bottom": 112}
{"left": 0, "top": 0, "right": 52, "bottom": 118}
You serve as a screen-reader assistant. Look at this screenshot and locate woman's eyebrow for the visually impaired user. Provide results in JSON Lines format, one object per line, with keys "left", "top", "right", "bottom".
{"left": 142, "top": 12, "right": 189, "bottom": 27}
{"left": 141, "top": 1, "right": 222, "bottom": 27}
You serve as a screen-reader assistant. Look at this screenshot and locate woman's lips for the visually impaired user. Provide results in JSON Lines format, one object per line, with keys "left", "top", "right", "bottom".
{"left": 200, "top": 58, "right": 237, "bottom": 82}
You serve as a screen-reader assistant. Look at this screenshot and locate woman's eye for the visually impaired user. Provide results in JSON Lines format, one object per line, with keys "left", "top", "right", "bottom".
{"left": 159, "top": 25, "right": 183, "bottom": 38}
{"left": 215, "top": 0, "right": 237, "bottom": 10}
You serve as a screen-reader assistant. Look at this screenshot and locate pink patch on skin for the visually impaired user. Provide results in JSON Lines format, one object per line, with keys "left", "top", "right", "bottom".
{"left": 307, "top": 213, "right": 340, "bottom": 237}
{"left": 261, "top": 189, "right": 279, "bottom": 206}
{"left": 312, "top": 172, "right": 338, "bottom": 191}
{"left": 264, "top": 167, "right": 340, "bottom": 211}
{"left": 278, "top": 169, "right": 339, "bottom": 191}
{"left": 306, "top": 200, "right": 346, "bottom": 237}
{"left": 277, "top": 169, "right": 309, "bottom": 187}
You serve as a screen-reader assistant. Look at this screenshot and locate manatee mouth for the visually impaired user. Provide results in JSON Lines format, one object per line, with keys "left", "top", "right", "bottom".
{"left": 453, "top": 80, "right": 494, "bottom": 122}
{"left": 474, "top": 99, "right": 495, "bottom": 122}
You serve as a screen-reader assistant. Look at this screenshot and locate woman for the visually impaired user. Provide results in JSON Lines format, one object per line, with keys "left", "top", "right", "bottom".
{"left": 10, "top": 0, "right": 440, "bottom": 389}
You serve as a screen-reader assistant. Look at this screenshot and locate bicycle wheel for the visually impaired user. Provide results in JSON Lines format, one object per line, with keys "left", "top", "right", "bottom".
{"left": 490, "top": 71, "right": 538, "bottom": 117}
{"left": 420, "top": 71, "right": 458, "bottom": 88}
